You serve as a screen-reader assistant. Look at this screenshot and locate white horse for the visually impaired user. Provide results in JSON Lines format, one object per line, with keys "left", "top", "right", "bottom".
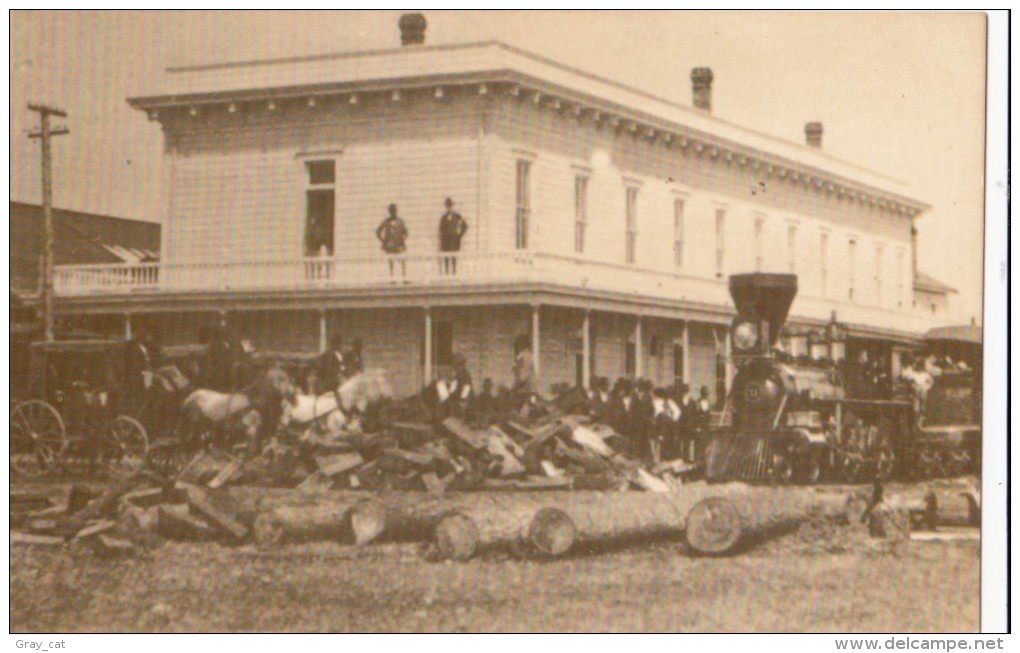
{"left": 180, "top": 366, "right": 296, "bottom": 445}
{"left": 283, "top": 369, "right": 392, "bottom": 437}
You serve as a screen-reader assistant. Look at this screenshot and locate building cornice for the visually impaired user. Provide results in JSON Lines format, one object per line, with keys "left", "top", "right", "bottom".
{"left": 130, "top": 42, "right": 929, "bottom": 217}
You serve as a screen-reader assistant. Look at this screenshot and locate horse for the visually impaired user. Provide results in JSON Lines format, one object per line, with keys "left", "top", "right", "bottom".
{"left": 282, "top": 368, "right": 392, "bottom": 438}
{"left": 179, "top": 365, "right": 297, "bottom": 451}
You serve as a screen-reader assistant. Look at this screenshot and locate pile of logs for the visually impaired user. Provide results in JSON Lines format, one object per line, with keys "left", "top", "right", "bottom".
{"left": 10, "top": 469, "right": 981, "bottom": 561}
{"left": 10, "top": 408, "right": 981, "bottom": 560}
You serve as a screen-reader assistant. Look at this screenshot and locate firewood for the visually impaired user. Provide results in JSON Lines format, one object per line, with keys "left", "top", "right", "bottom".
{"left": 176, "top": 447, "right": 241, "bottom": 488}
{"left": 381, "top": 448, "right": 434, "bottom": 468}
{"left": 441, "top": 417, "right": 487, "bottom": 450}
{"left": 487, "top": 426, "right": 525, "bottom": 458}
{"left": 484, "top": 434, "right": 525, "bottom": 476}
{"left": 421, "top": 472, "right": 445, "bottom": 495}
{"left": 157, "top": 504, "right": 219, "bottom": 541}
{"left": 11, "top": 532, "right": 64, "bottom": 546}
{"left": 186, "top": 486, "right": 249, "bottom": 540}
{"left": 315, "top": 452, "right": 365, "bottom": 476}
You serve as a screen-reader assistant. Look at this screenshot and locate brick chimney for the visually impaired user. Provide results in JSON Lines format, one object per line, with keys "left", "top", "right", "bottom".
{"left": 805, "top": 122, "right": 823, "bottom": 148}
{"left": 691, "top": 67, "right": 714, "bottom": 112}
{"left": 399, "top": 13, "right": 427, "bottom": 45}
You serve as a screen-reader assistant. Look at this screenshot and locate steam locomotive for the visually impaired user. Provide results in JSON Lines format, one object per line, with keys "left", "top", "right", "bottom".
{"left": 704, "top": 273, "right": 980, "bottom": 484}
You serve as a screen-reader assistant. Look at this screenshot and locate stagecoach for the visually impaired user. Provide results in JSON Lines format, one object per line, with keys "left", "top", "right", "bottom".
{"left": 10, "top": 339, "right": 158, "bottom": 478}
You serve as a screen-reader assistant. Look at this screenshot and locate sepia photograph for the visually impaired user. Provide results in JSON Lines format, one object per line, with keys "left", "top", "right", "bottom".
{"left": 8, "top": 9, "right": 1005, "bottom": 636}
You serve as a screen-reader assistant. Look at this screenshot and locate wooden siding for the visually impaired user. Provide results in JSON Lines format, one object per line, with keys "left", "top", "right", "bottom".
{"left": 166, "top": 95, "right": 483, "bottom": 265}
{"left": 488, "top": 98, "right": 914, "bottom": 316}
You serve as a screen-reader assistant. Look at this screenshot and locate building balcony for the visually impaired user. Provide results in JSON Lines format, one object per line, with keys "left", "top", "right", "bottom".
{"left": 53, "top": 251, "right": 938, "bottom": 337}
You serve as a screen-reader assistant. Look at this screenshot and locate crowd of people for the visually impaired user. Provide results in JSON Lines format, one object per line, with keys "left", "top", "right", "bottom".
{"left": 582, "top": 377, "right": 713, "bottom": 464}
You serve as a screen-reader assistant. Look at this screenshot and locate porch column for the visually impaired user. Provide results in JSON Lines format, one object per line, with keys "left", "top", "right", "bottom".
{"left": 423, "top": 307, "right": 433, "bottom": 384}
{"left": 724, "top": 325, "right": 734, "bottom": 393}
{"left": 682, "top": 321, "right": 691, "bottom": 387}
{"left": 124, "top": 313, "right": 133, "bottom": 340}
{"left": 581, "top": 310, "right": 591, "bottom": 389}
{"left": 634, "top": 316, "right": 644, "bottom": 378}
{"left": 318, "top": 310, "right": 328, "bottom": 353}
{"left": 531, "top": 304, "right": 541, "bottom": 388}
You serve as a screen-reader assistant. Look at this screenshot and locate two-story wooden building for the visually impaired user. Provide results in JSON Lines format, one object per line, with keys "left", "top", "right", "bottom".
{"left": 53, "top": 15, "right": 947, "bottom": 401}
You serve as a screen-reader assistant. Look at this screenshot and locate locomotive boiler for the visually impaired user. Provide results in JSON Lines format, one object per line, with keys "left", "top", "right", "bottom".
{"left": 705, "top": 273, "right": 911, "bottom": 484}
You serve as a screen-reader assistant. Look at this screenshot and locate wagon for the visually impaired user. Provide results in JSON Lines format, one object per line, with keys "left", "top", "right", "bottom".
{"left": 10, "top": 339, "right": 153, "bottom": 478}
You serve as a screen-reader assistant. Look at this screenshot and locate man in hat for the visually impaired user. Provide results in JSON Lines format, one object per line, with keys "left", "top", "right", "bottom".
{"left": 376, "top": 204, "right": 408, "bottom": 279}
{"left": 318, "top": 334, "right": 346, "bottom": 392}
{"left": 438, "top": 197, "right": 468, "bottom": 275}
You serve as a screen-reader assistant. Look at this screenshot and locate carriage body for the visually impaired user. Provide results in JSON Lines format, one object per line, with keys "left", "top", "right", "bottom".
{"left": 10, "top": 338, "right": 152, "bottom": 477}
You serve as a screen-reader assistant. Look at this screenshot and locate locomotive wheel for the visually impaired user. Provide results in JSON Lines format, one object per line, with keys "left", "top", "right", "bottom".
{"left": 841, "top": 455, "right": 864, "bottom": 484}
{"left": 10, "top": 400, "right": 67, "bottom": 477}
{"left": 103, "top": 416, "right": 149, "bottom": 479}
{"left": 770, "top": 452, "right": 794, "bottom": 484}
{"left": 796, "top": 451, "right": 823, "bottom": 485}
{"left": 874, "top": 452, "right": 895, "bottom": 481}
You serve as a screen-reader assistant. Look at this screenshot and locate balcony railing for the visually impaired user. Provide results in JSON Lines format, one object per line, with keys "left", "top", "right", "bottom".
{"left": 53, "top": 251, "right": 937, "bottom": 334}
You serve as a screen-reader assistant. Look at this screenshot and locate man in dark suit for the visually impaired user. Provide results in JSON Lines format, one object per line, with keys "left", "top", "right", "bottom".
{"left": 204, "top": 322, "right": 236, "bottom": 392}
{"left": 318, "top": 335, "right": 345, "bottom": 392}
{"left": 438, "top": 197, "right": 468, "bottom": 275}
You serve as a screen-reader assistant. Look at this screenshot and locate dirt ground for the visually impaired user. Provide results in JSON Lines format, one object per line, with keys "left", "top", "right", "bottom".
{"left": 10, "top": 521, "right": 979, "bottom": 633}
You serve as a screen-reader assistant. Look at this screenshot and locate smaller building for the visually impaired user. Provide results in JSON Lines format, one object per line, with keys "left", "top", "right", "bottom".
{"left": 913, "top": 270, "right": 956, "bottom": 316}
{"left": 9, "top": 201, "right": 160, "bottom": 386}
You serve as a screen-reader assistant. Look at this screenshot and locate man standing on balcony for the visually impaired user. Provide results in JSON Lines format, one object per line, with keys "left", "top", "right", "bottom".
{"left": 438, "top": 197, "right": 467, "bottom": 275}
{"left": 376, "top": 204, "right": 408, "bottom": 279}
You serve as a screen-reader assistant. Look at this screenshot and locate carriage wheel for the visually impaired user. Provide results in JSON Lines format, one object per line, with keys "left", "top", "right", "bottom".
{"left": 10, "top": 400, "right": 67, "bottom": 477}
{"left": 103, "top": 416, "right": 149, "bottom": 479}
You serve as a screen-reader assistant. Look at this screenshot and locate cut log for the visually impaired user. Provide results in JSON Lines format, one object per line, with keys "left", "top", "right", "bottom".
{"left": 434, "top": 512, "right": 478, "bottom": 561}
{"left": 685, "top": 485, "right": 813, "bottom": 555}
{"left": 868, "top": 500, "right": 912, "bottom": 541}
{"left": 251, "top": 495, "right": 377, "bottom": 546}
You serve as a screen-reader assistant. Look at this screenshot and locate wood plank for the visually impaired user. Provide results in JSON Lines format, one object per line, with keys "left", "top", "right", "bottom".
{"left": 381, "top": 448, "right": 435, "bottom": 467}
{"left": 441, "top": 417, "right": 487, "bottom": 450}
{"left": 186, "top": 486, "right": 249, "bottom": 540}
{"left": 315, "top": 452, "right": 365, "bottom": 476}
{"left": 11, "top": 532, "right": 64, "bottom": 546}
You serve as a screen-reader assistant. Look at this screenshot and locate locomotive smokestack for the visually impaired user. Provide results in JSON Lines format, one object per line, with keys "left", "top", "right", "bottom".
{"left": 728, "top": 273, "right": 798, "bottom": 346}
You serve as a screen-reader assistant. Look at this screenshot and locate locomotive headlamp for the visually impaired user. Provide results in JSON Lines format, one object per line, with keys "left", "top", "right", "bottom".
{"left": 733, "top": 321, "right": 759, "bottom": 351}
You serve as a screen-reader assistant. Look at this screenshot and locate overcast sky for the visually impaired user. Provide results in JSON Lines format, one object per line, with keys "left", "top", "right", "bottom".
{"left": 9, "top": 10, "right": 987, "bottom": 324}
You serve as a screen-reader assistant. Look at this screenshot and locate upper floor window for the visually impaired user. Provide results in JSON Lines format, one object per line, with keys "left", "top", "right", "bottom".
{"left": 304, "top": 160, "right": 335, "bottom": 256}
{"left": 820, "top": 231, "right": 830, "bottom": 297}
{"left": 515, "top": 160, "right": 531, "bottom": 250}
{"left": 787, "top": 224, "right": 798, "bottom": 273}
{"left": 625, "top": 187, "right": 639, "bottom": 264}
{"left": 874, "top": 243, "right": 885, "bottom": 306}
{"left": 715, "top": 208, "right": 726, "bottom": 276}
{"left": 896, "top": 248, "right": 906, "bottom": 308}
{"left": 753, "top": 216, "right": 764, "bottom": 271}
{"left": 574, "top": 176, "right": 588, "bottom": 254}
{"left": 848, "top": 238, "right": 857, "bottom": 301}
{"left": 673, "top": 198, "right": 686, "bottom": 267}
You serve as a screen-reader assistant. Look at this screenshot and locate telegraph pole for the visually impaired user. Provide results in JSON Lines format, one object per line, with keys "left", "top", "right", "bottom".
{"left": 28, "top": 102, "right": 69, "bottom": 342}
